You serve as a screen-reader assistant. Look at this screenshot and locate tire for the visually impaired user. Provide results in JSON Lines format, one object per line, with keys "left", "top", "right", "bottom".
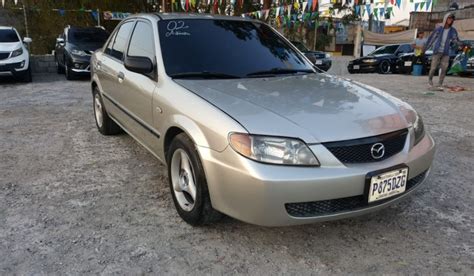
{"left": 56, "top": 57, "right": 65, "bottom": 74}
{"left": 167, "top": 133, "right": 222, "bottom": 226}
{"left": 20, "top": 67, "right": 32, "bottom": 83}
{"left": 92, "top": 87, "right": 122, "bottom": 135}
{"left": 65, "top": 59, "right": 76, "bottom": 80}
{"left": 378, "top": 60, "right": 391, "bottom": 74}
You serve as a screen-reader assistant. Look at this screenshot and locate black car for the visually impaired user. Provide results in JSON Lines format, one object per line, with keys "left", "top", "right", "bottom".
{"left": 348, "top": 44, "right": 413, "bottom": 74}
{"left": 290, "top": 41, "right": 332, "bottom": 71}
{"left": 397, "top": 40, "right": 473, "bottom": 75}
{"left": 55, "top": 26, "right": 109, "bottom": 80}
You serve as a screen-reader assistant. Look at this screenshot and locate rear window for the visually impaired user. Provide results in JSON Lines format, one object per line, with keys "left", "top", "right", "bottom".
{"left": 68, "top": 28, "right": 109, "bottom": 44}
{"left": 0, "top": 29, "right": 20, "bottom": 43}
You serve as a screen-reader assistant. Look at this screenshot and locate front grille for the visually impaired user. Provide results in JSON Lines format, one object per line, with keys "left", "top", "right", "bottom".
{"left": 0, "top": 52, "right": 10, "bottom": 60}
{"left": 285, "top": 170, "right": 428, "bottom": 218}
{"left": 323, "top": 129, "right": 408, "bottom": 163}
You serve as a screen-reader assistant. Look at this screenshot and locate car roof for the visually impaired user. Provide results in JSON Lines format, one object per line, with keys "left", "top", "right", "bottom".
{"left": 0, "top": 26, "right": 16, "bottom": 31}
{"left": 127, "top": 13, "right": 254, "bottom": 22}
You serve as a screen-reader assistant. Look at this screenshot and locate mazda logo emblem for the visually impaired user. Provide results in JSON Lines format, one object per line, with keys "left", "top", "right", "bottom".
{"left": 371, "top": 143, "right": 385, "bottom": 159}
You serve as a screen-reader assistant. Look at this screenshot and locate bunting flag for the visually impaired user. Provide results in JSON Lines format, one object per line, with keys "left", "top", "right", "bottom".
{"left": 312, "top": 0, "right": 318, "bottom": 12}
{"left": 420, "top": 2, "right": 425, "bottom": 10}
{"left": 373, "top": 8, "right": 378, "bottom": 19}
{"left": 387, "top": 6, "right": 393, "bottom": 16}
{"left": 362, "top": 5, "right": 366, "bottom": 17}
{"left": 302, "top": 2, "right": 307, "bottom": 13}
{"left": 365, "top": 4, "right": 371, "bottom": 16}
{"left": 355, "top": 5, "right": 360, "bottom": 16}
{"left": 426, "top": 0, "right": 432, "bottom": 11}
{"left": 379, "top": 7, "right": 384, "bottom": 17}
{"left": 396, "top": 0, "right": 401, "bottom": 7}
{"left": 414, "top": 2, "right": 419, "bottom": 11}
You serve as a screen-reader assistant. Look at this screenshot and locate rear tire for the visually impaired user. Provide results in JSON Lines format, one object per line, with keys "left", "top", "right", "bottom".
{"left": 167, "top": 133, "right": 222, "bottom": 226}
{"left": 92, "top": 87, "right": 122, "bottom": 135}
{"left": 56, "top": 57, "right": 65, "bottom": 74}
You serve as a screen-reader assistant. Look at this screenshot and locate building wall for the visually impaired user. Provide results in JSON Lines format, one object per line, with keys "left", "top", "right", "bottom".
{"left": 409, "top": 6, "right": 474, "bottom": 32}
{"left": 432, "top": 0, "right": 474, "bottom": 12}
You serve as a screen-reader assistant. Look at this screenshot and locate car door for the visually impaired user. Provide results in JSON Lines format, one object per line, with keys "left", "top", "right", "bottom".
{"left": 118, "top": 20, "right": 159, "bottom": 151}
{"left": 98, "top": 20, "right": 135, "bottom": 109}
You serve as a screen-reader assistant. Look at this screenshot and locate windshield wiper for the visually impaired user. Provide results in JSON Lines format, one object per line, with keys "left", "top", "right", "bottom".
{"left": 246, "top": 68, "right": 314, "bottom": 77}
{"left": 169, "top": 71, "right": 241, "bottom": 79}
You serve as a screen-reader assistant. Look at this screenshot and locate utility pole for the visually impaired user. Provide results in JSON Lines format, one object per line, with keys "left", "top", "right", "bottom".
{"left": 22, "top": 4, "right": 29, "bottom": 38}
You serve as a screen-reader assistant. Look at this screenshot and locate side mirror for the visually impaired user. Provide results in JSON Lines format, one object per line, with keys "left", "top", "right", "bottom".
{"left": 23, "top": 37, "right": 32, "bottom": 43}
{"left": 56, "top": 38, "right": 65, "bottom": 45}
{"left": 124, "top": 56, "right": 154, "bottom": 75}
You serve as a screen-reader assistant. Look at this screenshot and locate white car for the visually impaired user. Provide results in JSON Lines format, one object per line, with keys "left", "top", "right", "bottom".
{"left": 0, "top": 26, "right": 32, "bottom": 82}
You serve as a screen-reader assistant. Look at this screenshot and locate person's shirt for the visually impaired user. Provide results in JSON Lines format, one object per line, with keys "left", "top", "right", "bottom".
{"left": 414, "top": 38, "right": 427, "bottom": 56}
{"left": 438, "top": 28, "right": 450, "bottom": 53}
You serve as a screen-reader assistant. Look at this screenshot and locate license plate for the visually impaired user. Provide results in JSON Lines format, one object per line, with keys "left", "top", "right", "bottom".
{"left": 368, "top": 168, "right": 408, "bottom": 203}
{"left": 315, "top": 60, "right": 323, "bottom": 65}
{"left": 353, "top": 65, "right": 360, "bottom": 70}
{"left": 404, "top": 61, "right": 412, "bottom": 66}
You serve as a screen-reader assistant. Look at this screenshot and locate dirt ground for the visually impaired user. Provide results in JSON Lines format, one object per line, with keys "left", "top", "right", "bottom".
{"left": 1, "top": 73, "right": 473, "bottom": 274}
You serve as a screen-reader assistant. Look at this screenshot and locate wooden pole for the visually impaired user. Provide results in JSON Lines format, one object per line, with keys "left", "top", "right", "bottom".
{"left": 22, "top": 4, "right": 29, "bottom": 38}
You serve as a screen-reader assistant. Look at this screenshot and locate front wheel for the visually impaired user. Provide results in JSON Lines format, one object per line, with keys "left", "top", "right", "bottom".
{"left": 378, "top": 60, "right": 391, "bottom": 74}
{"left": 167, "top": 133, "right": 222, "bottom": 226}
{"left": 65, "top": 60, "right": 76, "bottom": 80}
{"left": 92, "top": 88, "right": 122, "bottom": 135}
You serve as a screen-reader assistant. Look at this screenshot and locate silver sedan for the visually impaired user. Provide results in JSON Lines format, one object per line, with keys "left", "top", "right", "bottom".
{"left": 90, "top": 13, "right": 435, "bottom": 226}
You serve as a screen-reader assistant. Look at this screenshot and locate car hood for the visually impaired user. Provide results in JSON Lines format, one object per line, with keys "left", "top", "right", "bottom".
{"left": 0, "top": 41, "right": 22, "bottom": 52}
{"left": 174, "top": 74, "right": 414, "bottom": 143}
{"left": 69, "top": 42, "right": 105, "bottom": 53}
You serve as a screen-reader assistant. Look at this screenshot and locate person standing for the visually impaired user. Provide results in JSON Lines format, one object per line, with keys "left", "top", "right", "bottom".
{"left": 424, "top": 13, "right": 460, "bottom": 88}
{"left": 412, "top": 32, "right": 427, "bottom": 67}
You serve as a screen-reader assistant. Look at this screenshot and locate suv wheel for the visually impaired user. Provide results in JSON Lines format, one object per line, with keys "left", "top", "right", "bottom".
{"left": 65, "top": 60, "right": 76, "bottom": 80}
{"left": 19, "top": 66, "right": 32, "bottom": 83}
{"left": 167, "top": 133, "right": 222, "bottom": 226}
{"left": 92, "top": 87, "right": 122, "bottom": 135}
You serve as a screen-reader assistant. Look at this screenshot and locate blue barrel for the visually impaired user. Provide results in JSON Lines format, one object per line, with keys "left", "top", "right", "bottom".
{"left": 412, "top": 64, "right": 423, "bottom": 76}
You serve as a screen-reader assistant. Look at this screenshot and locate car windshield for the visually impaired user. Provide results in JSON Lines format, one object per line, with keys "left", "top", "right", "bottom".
{"left": 0, "top": 29, "right": 20, "bottom": 43}
{"left": 158, "top": 19, "right": 313, "bottom": 78}
{"left": 68, "top": 28, "right": 109, "bottom": 44}
{"left": 369, "top": 45, "right": 399, "bottom": 55}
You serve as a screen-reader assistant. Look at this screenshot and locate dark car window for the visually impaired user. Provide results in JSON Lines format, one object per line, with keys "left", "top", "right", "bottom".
{"left": 68, "top": 28, "right": 109, "bottom": 44}
{"left": 370, "top": 45, "right": 399, "bottom": 55}
{"left": 158, "top": 19, "right": 312, "bottom": 78}
{"left": 104, "top": 31, "right": 117, "bottom": 55}
{"left": 0, "top": 29, "right": 20, "bottom": 43}
{"left": 127, "top": 21, "right": 155, "bottom": 62}
{"left": 397, "top": 44, "right": 413, "bottom": 53}
{"left": 291, "top": 41, "right": 309, "bottom": 52}
{"left": 110, "top": 21, "right": 134, "bottom": 61}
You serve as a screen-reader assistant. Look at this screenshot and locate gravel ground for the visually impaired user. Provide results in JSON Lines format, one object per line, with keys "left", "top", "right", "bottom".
{"left": 1, "top": 73, "right": 473, "bottom": 274}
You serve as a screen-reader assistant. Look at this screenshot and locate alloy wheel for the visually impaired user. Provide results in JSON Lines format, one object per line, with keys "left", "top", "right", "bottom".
{"left": 170, "top": 149, "right": 197, "bottom": 212}
{"left": 94, "top": 94, "right": 104, "bottom": 128}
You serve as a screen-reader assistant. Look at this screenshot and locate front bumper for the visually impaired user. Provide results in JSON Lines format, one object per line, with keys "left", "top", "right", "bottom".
{"left": 314, "top": 59, "right": 332, "bottom": 71}
{"left": 348, "top": 62, "right": 379, "bottom": 73}
{"left": 0, "top": 53, "right": 29, "bottom": 76}
{"left": 67, "top": 54, "right": 91, "bottom": 73}
{"left": 199, "top": 131, "right": 435, "bottom": 226}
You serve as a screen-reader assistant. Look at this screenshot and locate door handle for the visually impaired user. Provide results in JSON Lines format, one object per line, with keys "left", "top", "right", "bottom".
{"left": 117, "top": 72, "right": 125, "bottom": 83}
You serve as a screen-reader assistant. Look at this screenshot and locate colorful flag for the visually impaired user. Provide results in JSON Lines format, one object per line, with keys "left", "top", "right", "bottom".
{"left": 426, "top": 0, "right": 432, "bottom": 11}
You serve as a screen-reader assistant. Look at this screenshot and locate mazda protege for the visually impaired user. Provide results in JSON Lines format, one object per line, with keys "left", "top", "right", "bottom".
{"left": 90, "top": 13, "right": 435, "bottom": 226}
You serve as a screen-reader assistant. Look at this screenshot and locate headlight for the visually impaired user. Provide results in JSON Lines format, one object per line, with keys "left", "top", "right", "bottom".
{"left": 11, "top": 47, "right": 23, "bottom": 58}
{"left": 325, "top": 53, "right": 331, "bottom": 58}
{"left": 413, "top": 114, "right": 425, "bottom": 145}
{"left": 363, "top": 59, "right": 377, "bottom": 63}
{"left": 71, "top": 49, "right": 87, "bottom": 57}
{"left": 229, "top": 133, "right": 320, "bottom": 166}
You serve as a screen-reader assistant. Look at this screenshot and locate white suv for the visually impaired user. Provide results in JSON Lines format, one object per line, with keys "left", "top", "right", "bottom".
{"left": 0, "top": 26, "right": 32, "bottom": 82}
